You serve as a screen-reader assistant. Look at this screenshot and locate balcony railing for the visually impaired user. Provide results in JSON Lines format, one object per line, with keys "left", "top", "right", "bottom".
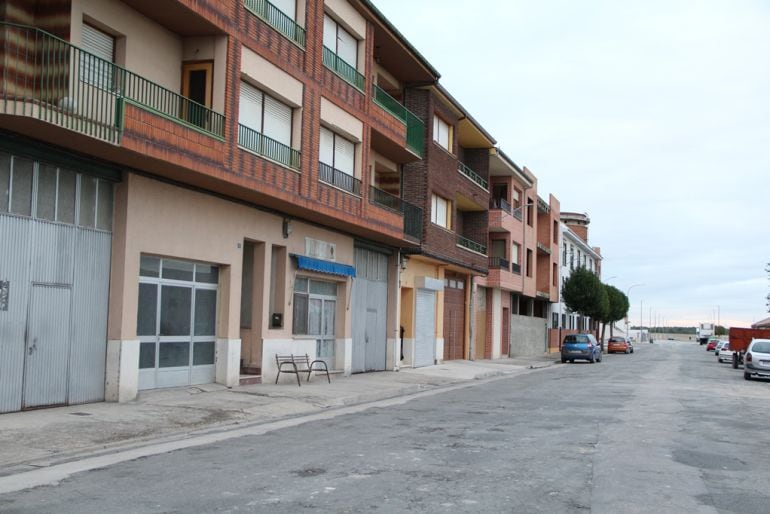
{"left": 319, "top": 162, "right": 361, "bottom": 195}
{"left": 322, "top": 46, "right": 364, "bottom": 92}
{"left": 457, "top": 235, "right": 486, "bottom": 255}
{"left": 512, "top": 207, "right": 523, "bottom": 221}
{"left": 538, "top": 196, "right": 550, "bottom": 213}
{"left": 402, "top": 201, "right": 423, "bottom": 241}
{"left": 489, "top": 257, "right": 510, "bottom": 270}
{"left": 1, "top": 22, "right": 122, "bottom": 143}
{"left": 243, "top": 0, "right": 306, "bottom": 47}
{"left": 372, "top": 84, "right": 425, "bottom": 157}
{"left": 457, "top": 162, "right": 488, "bottom": 190}
{"left": 369, "top": 186, "right": 423, "bottom": 242}
{"left": 511, "top": 262, "right": 521, "bottom": 274}
{"left": 537, "top": 242, "right": 552, "bottom": 255}
{"left": 0, "top": 22, "right": 225, "bottom": 143}
{"left": 490, "top": 197, "right": 512, "bottom": 214}
{"left": 238, "top": 124, "right": 300, "bottom": 170}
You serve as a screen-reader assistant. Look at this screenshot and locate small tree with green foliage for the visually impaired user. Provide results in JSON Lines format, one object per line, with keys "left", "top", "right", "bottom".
{"left": 597, "top": 285, "right": 629, "bottom": 344}
{"left": 561, "top": 267, "right": 609, "bottom": 343}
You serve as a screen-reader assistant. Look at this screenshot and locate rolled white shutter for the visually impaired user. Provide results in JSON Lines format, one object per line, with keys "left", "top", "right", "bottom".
{"left": 239, "top": 82, "right": 263, "bottom": 131}
{"left": 271, "top": 0, "right": 296, "bottom": 19}
{"left": 334, "top": 135, "right": 355, "bottom": 175}
{"left": 323, "top": 15, "right": 337, "bottom": 50}
{"left": 263, "top": 94, "right": 292, "bottom": 147}
{"left": 336, "top": 26, "right": 357, "bottom": 67}
{"left": 319, "top": 127, "right": 334, "bottom": 167}
{"left": 80, "top": 24, "right": 114, "bottom": 88}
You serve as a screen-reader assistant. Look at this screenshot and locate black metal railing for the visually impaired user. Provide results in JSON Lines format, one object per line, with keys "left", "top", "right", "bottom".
{"left": 489, "top": 257, "right": 510, "bottom": 270}
{"left": 512, "top": 207, "right": 523, "bottom": 221}
{"left": 402, "top": 201, "right": 423, "bottom": 241}
{"left": 511, "top": 263, "right": 522, "bottom": 274}
{"left": 457, "top": 235, "right": 487, "bottom": 254}
{"left": 490, "top": 197, "right": 512, "bottom": 214}
{"left": 319, "top": 162, "right": 361, "bottom": 195}
{"left": 369, "top": 185, "right": 402, "bottom": 212}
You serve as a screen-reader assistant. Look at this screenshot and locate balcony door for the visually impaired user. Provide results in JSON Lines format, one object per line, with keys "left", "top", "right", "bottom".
{"left": 181, "top": 61, "right": 213, "bottom": 129}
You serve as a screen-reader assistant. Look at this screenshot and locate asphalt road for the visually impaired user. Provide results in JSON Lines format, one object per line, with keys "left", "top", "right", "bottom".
{"left": 2, "top": 341, "right": 769, "bottom": 513}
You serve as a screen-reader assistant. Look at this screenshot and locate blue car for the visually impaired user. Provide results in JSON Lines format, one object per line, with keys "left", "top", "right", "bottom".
{"left": 561, "top": 334, "right": 602, "bottom": 363}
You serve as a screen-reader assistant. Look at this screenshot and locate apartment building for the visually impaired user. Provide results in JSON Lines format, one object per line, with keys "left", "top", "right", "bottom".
{"left": 549, "top": 212, "right": 603, "bottom": 350}
{"left": 476, "top": 157, "right": 561, "bottom": 358}
{"left": 0, "top": 0, "right": 443, "bottom": 412}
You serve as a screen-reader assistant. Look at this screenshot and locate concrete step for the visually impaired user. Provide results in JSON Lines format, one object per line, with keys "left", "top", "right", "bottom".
{"left": 240, "top": 366, "right": 261, "bottom": 375}
{"left": 239, "top": 374, "right": 262, "bottom": 386}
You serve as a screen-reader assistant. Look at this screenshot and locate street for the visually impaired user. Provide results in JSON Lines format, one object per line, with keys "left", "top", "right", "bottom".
{"left": 2, "top": 342, "right": 769, "bottom": 513}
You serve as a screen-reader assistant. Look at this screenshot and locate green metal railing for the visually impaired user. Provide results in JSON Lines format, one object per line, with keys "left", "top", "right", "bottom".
{"left": 238, "top": 124, "right": 301, "bottom": 170}
{"left": 0, "top": 23, "right": 122, "bottom": 143}
{"left": 322, "top": 46, "right": 365, "bottom": 91}
{"left": 0, "top": 22, "right": 225, "bottom": 143}
{"left": 372, "top": 84, "right": 424, "bottom": 157}
{"left": 457, "top": 235, "right": 487, "bottom": 255}
{"left": 243, "top": 0, "right": 306, "bottom": 47}
{"left": 457, "top": 162, "right": 488, "bottom": 190}
{"left": 319, "top": 162, "right": 361, "bottom": 195}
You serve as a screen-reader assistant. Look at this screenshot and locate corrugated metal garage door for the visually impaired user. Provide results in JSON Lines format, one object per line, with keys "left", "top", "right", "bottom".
{"left": 351, "top": 247, "right": 388, "bottom": 373}
{"left": 414, "top": 288, "right": 436, "bottom": 368}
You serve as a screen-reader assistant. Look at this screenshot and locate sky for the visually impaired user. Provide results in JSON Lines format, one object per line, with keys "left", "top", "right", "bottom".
{"left": 373, "top": 0, "right": 770, "bottom": 328}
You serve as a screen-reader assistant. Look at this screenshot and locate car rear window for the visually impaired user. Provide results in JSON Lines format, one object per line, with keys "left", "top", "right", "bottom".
{"left": 609, "top": 337, "right": 624, "bottom": 342}
{"left": 751, "top": 342, "right": 770, "bottom": 353}
{"left": 564, "top": 335, "right": 589, "bottom": 344}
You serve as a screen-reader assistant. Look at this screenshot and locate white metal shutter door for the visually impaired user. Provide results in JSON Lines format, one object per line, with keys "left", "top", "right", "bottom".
{"left": 334, "top": 134, "right": 355, "bottom": 175}
{"left": 271, "top": 0, "right": 296, "bottom": 19}
{"left": 262, "top": 95, "right": 292, "bottom": 147}
{"left": 239, "top": 82, "right": 263, "bottom": 130}
{"left": 80, "top": 24, "right": 114, "bottom": 89}
{"left": 414, "top": 289, "right": 436, "bottom": 368}
{"left": 336, "top": 26, "right": 357, "bottom": 67}
{"left": 319, "top": 127, "right": 334, "bottom": 166}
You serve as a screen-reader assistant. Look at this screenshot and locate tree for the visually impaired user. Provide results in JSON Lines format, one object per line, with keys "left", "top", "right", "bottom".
{"left": 597, "top": 285, "right": 629, "bottom": 344}
{"left": 561, "top": 267, "right": 608, "bottom": 340}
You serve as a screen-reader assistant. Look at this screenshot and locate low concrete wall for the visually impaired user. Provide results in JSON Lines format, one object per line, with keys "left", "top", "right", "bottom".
{"left": 510, "top": 315, "right": 547, "bottom": 357}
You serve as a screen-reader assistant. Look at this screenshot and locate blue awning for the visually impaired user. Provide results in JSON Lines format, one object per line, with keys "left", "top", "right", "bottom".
{"left": 293, "top": 255, "right": 356, "bottom": 278}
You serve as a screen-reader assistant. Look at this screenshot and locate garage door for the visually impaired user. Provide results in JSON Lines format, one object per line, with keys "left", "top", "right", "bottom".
{"left": 351, "top": 247, "right": 389, "bottom": 372}
{"left": 414, "top": 288, "right": 436, "bottom": 368}
{"left": 443, "top": 274, "right": 466, "bottom": 361}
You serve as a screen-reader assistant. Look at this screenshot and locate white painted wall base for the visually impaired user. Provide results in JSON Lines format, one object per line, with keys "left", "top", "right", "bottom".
{"left": 492, "top": 289, "right": 502, "bottom": 359}
{"left": 338, "top": 337, "right": 352, "bottom": 376}
{"left": 435, "top": 337, "right": 444, "bottom": 364}
{"left": 401, "top": 337, "right": 415, "bottom": 367}
{"left": 262, "top": 339, "right": 316, "bottom": 382}
{"left": 215, "top": 338, "right": 241, "bottom": 388}
{"left": 386, "top": 337, "right": 399, "bottom": 370}
{"left": 104, "top": 339, "right": 139, "bottom": 403}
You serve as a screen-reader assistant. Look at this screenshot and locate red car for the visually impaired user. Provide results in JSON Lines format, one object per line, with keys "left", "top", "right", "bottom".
{"left": 607, "top": 337, "right": 633, "bottom": 354}
{"left": 706, "top": 337, "right": 720, "bottom": 351}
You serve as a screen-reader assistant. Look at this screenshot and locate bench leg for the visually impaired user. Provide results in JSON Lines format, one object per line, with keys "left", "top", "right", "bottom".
{"left": 292, "top": 363, "right": 301, "bottom": 387}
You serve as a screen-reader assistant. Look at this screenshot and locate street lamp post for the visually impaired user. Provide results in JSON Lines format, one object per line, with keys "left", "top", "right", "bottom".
{"left": 625, "top": 283, "right": 644, "bottom": 340}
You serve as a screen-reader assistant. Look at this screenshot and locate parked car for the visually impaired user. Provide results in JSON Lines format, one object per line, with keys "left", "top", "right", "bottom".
{"left": 706, "top": 337, "right": 720, "bottom": 351}
{"left": 718, "top": 342, "right": 734, "bottom": 363}
{"left": 744, "top": 339, "right": 770, "bottom": 380}
{"left": 607, "top": 336, "right": 633, "bottom": 354}
{"left": 561, "top": 334, "right": 602, "bottom": 363}
{"left": 714, "top": 340, "right": 729, "bottom": 356}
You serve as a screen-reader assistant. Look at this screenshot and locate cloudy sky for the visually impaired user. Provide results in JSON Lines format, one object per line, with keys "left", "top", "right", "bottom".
{"left": 374, "top": 0, "right": 770, "bottom": 328}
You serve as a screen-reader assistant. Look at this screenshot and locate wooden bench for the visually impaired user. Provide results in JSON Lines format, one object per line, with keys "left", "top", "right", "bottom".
{"left": 275, "top": 354, "right": 331, "bottom": 386}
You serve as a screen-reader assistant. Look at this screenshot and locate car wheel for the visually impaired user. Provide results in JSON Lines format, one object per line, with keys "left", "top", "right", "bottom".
{"left": 625, "top": 348, "right": 630, "bottom": 354}
{"left": 744, "top": 372, "right": 752, "bottom": 380}
{"left": 561, "top": 358, "right": 567, "bottom": 363}
{"left": 590, "top": 354, "right": 596, "bottom": 364}
{"left": 569, "top": 359, "right": 574, "bottom": 363}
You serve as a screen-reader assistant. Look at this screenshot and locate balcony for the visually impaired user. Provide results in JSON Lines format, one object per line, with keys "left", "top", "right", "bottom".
{"left": 511, "top": 262, "right": 522, "bottom": 274}
{"left": 238, "top": 124, "right": 300, "bottom": 170}
{"left": 0, "top": 23, "right": 225, "bottom": 144}
{"left": 319, "top": 162, "right": 361, "bottom": 195}
{"left": 457, "top": 235, "right": 487, "bottom": 255}
{"left": 323, "top": 46, "right": 365, "bottom": 92}
{"left": 490, "top": 197, "right": 511, "bottom": 214}
{"left": 369, "top": 186, "right": 423, "bottom": 242}
{"left": 489, "top": 257, "right": 510, "bottom": 271}
{"left": 458, "top": 162, "right": 488, "bottom": 191}
{"left": 538, "top": 196, "right": 550, "bottom": 213}
{"left": 537, "top": 242, "right": 552, "bottom": 255}
{"left": 372, "top": 85, "right": 425, "bottom": 157}
{"left": 243, "top": 0, "right": 306, "bottom": 48}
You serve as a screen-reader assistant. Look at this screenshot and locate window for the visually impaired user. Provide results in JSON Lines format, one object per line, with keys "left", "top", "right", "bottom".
{"left": 553, "top": 221, "right": 558, "bottom": 244}
{"left": 292, "top": 277, "right": 337, "bottom": 367}
{"left": 320, "top": 126, "right": 355, "bottom": 175}
{"left": 431, "top": 194, "right": 450, "bottom": 228}
{"left": 239, "top": 82, "right": 292, "bottom": 148}
{"left": 526, "top": 249, "right": 533, "bottom": 277}
{"left": 323, "top": 14, "right": 357, "bottom": 67}
{"left": 511, "top": 242, "right": 520, "bottom": 265}
{"left": 562, "top": 242, "right": 567, "bottom": 265}
{"left": 553, "top": 263, "right": 558, "bottom": 286}
{"left": 432, "top": 116, "right": 451, "bottom": 151}
{"left": 526, "top": 197, "right": 534, "bottom": 227}
{"left": 569, "top": 244, "right": 574, "bottom": 270}
{"left": 80, "top": 23, "right": 115, "bottom": 90}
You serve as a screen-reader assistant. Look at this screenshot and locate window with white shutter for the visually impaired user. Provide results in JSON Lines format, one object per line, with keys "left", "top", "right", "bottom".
{"left": 323, "top": 15, "right": 337, "bottom": 51}
{"left": 432, "top": 116, "right": 450, "bottom": 151}
{"left": 239, "top": 82, "right": 263, "bottom": 131}
{"left": 80, "top": 24, "right": 114, "bottom": 89}
{"left": 431, "top": 194, "right": 449, "bottom": 228}
{"left": 323, "top": 14, "right": 357, "bottom": 69}
{"left": 319, "top": 127, "right": 334, "bottom": 167}
{"left": 263, "top": 95, "right": 292, "bottom": 147}
{"left": 334, "top": 135, "right": 354, "bottom": 175}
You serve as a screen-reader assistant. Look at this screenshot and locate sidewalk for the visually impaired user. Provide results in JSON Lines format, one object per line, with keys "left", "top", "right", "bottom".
{"left": 0, "top": 355, "right": 558, "bottom": 474}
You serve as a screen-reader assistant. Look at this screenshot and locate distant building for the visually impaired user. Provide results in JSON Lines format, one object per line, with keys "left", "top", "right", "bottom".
{"left": 752, "top": 316, "right": 770, "bottom": 329}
